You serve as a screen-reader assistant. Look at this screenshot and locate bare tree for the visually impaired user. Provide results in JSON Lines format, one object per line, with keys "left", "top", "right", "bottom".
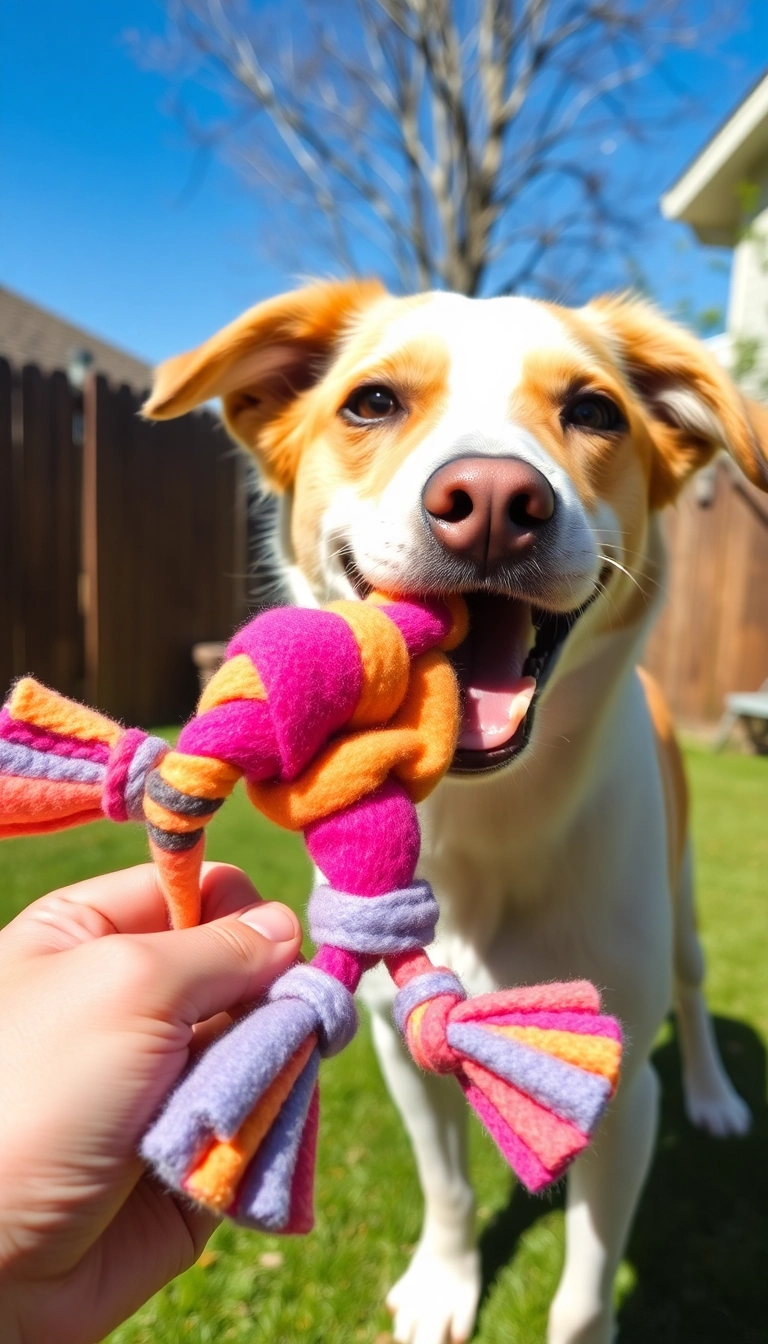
{"left": 150, "top": 0, "right": 707, "bottom": 299}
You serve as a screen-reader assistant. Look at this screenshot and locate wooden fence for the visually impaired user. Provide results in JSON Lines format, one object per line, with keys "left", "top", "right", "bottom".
{"left": 644, "top": 458, "right": 768, "bottom": 722}
{"left": 1, "top": 361, "right": 248, "bottom": 725}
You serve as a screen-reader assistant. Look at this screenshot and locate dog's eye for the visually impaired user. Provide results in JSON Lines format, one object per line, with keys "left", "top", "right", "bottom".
{"left": 564, "top": 395, "right": 625, "bottom": 433}
{"left": 341, "top": 385, "right": 400, "bottom": 423}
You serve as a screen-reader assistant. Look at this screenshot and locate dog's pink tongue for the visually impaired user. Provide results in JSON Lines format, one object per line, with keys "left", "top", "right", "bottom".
{"left": 459, "top": 679, "right": 536, "bottom": 750}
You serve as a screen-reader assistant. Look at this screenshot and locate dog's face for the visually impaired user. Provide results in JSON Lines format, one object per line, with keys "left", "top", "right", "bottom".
{"left": 146, "top": 281, "right": 768, "bottom": 774}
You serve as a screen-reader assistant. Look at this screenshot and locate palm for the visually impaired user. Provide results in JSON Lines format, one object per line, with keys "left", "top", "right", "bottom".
{"left": 10, "top": 1174, "right": 214, "bottom": 1344}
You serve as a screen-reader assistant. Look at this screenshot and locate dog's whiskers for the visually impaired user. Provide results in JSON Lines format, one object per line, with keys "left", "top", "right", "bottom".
{"left": 598, "top": 552, "right": 654, "bottom": 599}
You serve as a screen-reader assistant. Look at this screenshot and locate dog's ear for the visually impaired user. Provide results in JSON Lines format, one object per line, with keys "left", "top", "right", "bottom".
{"left": 585, "top": 294, "right": 768, "bottom": 508}
{"left": 143, "top": 278, "right": 386, "bottom": 489}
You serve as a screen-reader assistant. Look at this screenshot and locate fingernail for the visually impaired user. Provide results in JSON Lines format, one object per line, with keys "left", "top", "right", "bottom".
{"left": 238, "top": 902, "right": 300, "bottom": 943}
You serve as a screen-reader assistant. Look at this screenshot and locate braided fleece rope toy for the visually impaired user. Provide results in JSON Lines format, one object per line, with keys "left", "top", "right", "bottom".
{"left": 0, "top": 592, "right": 621, "bottom": 1232}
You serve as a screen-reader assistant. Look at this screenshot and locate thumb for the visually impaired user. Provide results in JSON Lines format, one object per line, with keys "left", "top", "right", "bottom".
{"left": 133, "top": 901, "right": 303, "bottom": 1027}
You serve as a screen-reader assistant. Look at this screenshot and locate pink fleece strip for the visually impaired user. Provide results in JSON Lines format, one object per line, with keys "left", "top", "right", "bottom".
{"left": 452, "top": 981, "right": 601, "bottom": 1022}
{"left": 179, "top": 699, "right": 281, "bottom": 780}
{"left": 461, "top": 1058, "right": 589, "bottom": 1169}
{"left": 461, "top": 1079, "right": 554, "bottom": 1193}
{"left": 101, "top": 728, "right": 143, "bottom": 823}
{"left": 227, "top": 608, "right": 362, "bottom": 779}
{"left": 481, "top": 1012, "right": 623, "bottom": 1043}
{"left": 311, "top": 945, "right": 373, "bottom": 993}
{"left": 378, "top": 599, "right": 452, "bottom": 657}
{"left": 305, "top": 779, "right": 420, "bottom": 895}
{"left": 0, "top": 708, "right": 110, "bottom": 764}
{"left": 283, "top": 1085, "right": 320, "bottom": 1234}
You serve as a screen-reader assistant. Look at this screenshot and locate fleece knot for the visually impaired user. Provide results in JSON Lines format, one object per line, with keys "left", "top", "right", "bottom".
{"left": 102, "top": 729, "right": 169, "bottom": 823}
{"left": 307, "top": 880, "right": 439, "bottom": 956}
{"left": 267, "top": 963, "right": 358, "bottom": 1058}
{"left": 393, "top": 969, "right": 466, "bottom": 1075}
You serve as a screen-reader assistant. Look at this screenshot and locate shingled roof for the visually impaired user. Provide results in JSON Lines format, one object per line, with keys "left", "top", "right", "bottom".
{"left": 0, "top": 284, "right": 152, "bottom": 390}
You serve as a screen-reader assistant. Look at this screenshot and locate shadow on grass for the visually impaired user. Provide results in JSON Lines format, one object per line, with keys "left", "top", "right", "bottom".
{"left": 477, "top": 1168, "right": 564, "bottom": 1308}
{"left": 620, "top": 1016, "right": 768, "bottom": 1343}
{"left": 477, "top": 1016, "right": 768, "bottom": 1343}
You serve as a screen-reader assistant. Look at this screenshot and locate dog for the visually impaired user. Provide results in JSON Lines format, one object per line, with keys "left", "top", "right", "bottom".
{"left": 144, "top": 281, "right": 763, "bottom": 1344}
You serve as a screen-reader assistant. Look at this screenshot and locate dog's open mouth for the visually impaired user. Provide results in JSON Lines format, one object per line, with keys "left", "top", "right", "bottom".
{"left": 448, "top": 593, "right": 586, "bottom": 774}
{"left": 339, "top": 548, "right": 593, "bottom": 775}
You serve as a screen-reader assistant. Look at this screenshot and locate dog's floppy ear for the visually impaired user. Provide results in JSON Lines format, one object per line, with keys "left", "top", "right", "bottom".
{"left": 143, "top": 278, "right": 386, "bottom": 489}
{"left": 585, "top": 294, "right": 768, "bottom": 508}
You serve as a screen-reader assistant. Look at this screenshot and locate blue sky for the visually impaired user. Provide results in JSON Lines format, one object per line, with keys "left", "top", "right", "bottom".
{"left": 1, "top": 1, "right": 767, "bottom": 366}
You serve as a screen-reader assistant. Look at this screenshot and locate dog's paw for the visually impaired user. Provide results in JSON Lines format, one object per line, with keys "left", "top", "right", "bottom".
{"left": 387, "top": 1244, "right": 481, "bottom": 1344}
{"left": 547, "top": 1295, "right": 615, "bottom": 1344}
{"left": 685, "top": 1077, "right": 752, "bottom": 1137}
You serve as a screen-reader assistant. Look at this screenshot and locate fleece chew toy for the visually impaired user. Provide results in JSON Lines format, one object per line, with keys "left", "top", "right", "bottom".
{"left": 0, "top": 591, "right": 622, "bottom": 1232}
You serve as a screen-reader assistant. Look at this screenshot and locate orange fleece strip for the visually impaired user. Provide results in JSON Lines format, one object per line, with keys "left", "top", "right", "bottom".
{"left": 326, "top": 600, "right": 410, "bottom": 729}
{"left": 158, "top": 750, "right": 240, "bottom": 800}
{"left": 184, "top": 1034, "right": 318, "bottom": 1212}
{"left": 0, "top": 811, "right": 104, "bottom": 838}
{"left": 435, "top": 593, "right": 470, "bottom": 651}
{"left": 147, "top": 833, "right": 205, "bottom": 929}
{"left": 142, "top": 796, "right": 213, "bottom": 834}
{"left": 246, "top": 651, "right": 459, "bottom": 829}
{"left": 390, "top": 651, "right": 460, "bottom": 801}
{"left": 8, "top": 678, "right": 123, "bottom": 746}
{"left": 197, "top": 655, "right": 267, "bottom": 713}
{"left": 486, "top": 1025, "right": 621, "bottom": 1088}
{"left": 0, "top": 774, "right": 102, "bottom": 823}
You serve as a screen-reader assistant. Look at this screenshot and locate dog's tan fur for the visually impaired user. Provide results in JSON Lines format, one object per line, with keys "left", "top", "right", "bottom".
{"left": 146, "top": 282, "right": 764, "bottom": 1344}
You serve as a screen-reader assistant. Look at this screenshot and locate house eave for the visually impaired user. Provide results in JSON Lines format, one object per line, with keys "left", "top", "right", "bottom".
{"left": 661, "top": 70, "right": 768, "bottom": 245}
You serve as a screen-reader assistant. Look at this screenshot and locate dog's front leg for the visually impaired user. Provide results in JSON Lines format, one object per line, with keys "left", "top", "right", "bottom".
{"left": 370, "top": 1008, "right": 480, "bottom": 1344}
{"left": 548, "top": 1061, "right": 659, "bottom": 1344}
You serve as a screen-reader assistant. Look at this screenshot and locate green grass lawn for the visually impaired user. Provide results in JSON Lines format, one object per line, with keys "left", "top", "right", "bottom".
{"left": 0, "top": 745, "right": 766, "bottom": 1343}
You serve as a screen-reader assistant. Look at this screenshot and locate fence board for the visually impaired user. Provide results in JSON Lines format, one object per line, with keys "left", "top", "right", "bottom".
{"left": 0, "top": 360, "right": 13, "bottom": 695}
{"left": 82, "top": 376, "right": 248, "bottom": 724}
{"left": 0, "top": 364, "right": 83, "bottom": 700}
{"left": 644, "top": 460, "right": 768, "bottom": 721}
{"left": 21, "top": 366, "right": 83, "bottom": 693}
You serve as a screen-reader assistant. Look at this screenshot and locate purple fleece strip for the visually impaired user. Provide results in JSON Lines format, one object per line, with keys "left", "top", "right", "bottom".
{"left": 267, "top": 964, "right": 358, "bottom": 1058}
{"left": 482, "top": 1011, "right": 623, "bottom": 1043}
{"left": 0, "top": 738, "right": 104, "bottom": 785}
{"left": 448, "top": 1022, "right": 611, "bottom": 1132}
{"left": 307, "top": 881, "right": 439, "bottom": 955}
{"left": 236, "top": 1047, "right": 320, "bottom": 1231}
{"left": 124, "top": 735, "right": 168, "bottom": 820}
{"left": 0, "top": 708, "right": 110, "bottom": 763}
{"left": 140, "top": 997, "right": 317, "bottom": 1186}
{"left": 393, "top": 970, "right": 465, "bottom": 1034}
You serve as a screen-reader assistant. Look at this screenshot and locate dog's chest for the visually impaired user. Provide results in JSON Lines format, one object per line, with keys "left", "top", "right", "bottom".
{"left": 416, "top": 676, "right": 672, "bottom": 989}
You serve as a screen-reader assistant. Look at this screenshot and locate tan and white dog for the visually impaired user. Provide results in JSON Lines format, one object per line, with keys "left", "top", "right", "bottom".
{"left": 145, "top": 281, "right": 765, "bottom": 1344}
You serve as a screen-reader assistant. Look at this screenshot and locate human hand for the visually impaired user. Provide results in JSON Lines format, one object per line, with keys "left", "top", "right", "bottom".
{"left": 0, "top": 862, "right": 303, "bottom": 1344}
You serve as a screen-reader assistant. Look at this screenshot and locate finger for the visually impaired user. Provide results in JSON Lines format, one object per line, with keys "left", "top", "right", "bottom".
{"left": 134, "top": 901, "right": 303, "bottom": 1025}
{"left": 2, "top": 862, "right": 263, "bottom": 958}
{"left": 198, "top": 863, "right": 265, "bottom": 924}
{"left": 190, "top": 1010, "right": 234, "bottom": 1055}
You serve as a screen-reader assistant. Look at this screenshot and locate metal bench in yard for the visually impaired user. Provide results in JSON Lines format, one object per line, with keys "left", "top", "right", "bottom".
{"left": 715, "top": 681, "right": 768, "bottom": 753}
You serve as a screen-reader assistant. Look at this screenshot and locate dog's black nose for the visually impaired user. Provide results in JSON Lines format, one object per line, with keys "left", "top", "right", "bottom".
{"left": 423, "top": 456, "right": 555, "bottom": 570}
